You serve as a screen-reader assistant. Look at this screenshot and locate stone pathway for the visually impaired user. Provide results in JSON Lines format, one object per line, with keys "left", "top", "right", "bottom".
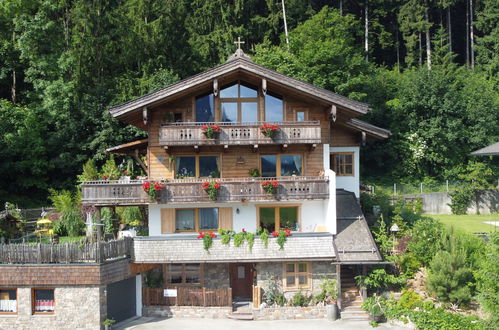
{"left": 483, "top": 221, "right": 499, "bottom": 227}
{"left": 115, "top": 317, "right": 409, "bottom": 330}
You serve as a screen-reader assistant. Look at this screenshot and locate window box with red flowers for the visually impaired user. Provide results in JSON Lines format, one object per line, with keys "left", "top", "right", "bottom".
{"left": 142, "top": 181, "right": 165, "bottom": 200}
{"left": 260, "top": 123, "right": 280, "bottom": 138}
{"left": 261, "top": 180, "right": 279, "bottom": 195}
{"left": 197, "top": 231, "right": 217, "bottom": 251}
{"left": 271, "top": 228, "right": 292, "bottom": 250}
{"left": 201, "top": 181, "right": 221, "bottom": 200}
{"left": 201, "top": 124, "right": 221, "bottom": 139}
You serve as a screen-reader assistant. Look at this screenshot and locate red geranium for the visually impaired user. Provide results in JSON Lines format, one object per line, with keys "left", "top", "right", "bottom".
{"left": 260, "top": 123, "right": 280, "bottom": 138}
{"left": 202, "top": 181, "right": 221, "bottom": 201}
{"left": 262, "top": 180, "right": 279, "bottom": 195}
{"left": 202, "top": 124, "right": 221, "bottom": 139}
{"left": 142, "top": 181, "right": 165, "bottom": 200}
{"left": 271, "top": 231, "right": 278, "bottom": 237}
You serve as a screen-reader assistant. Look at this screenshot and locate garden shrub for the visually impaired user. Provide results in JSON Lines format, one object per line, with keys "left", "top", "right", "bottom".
{"left": 398, "top": 289, "right": 422, "bottom": 309}
{"left": 262, "top": 274, "right": 286, "bottom": 306}
{"left": 396, "top": 253, "right": 421, "bottom": 278}
{"left": 77, "top": 159, "right": 99, "bottom": 183}
{"left": 355, "top": 268, "right": 406, "bottom": 293}
{"left": 290, "top": 291, "right": 310, "bottom": 307}
{"left": 476, "top": 232, "right": 499, "bottom": 327}
{"left": 407, "top": 218, "right": 444, "bottom": 265}
{"left": 427, "top": 250, "right": 474, "bottom": 306}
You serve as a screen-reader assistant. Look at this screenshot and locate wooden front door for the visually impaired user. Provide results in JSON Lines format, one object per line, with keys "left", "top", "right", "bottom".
{"left": 229, "top": 263, "right": 253, "bottom": 298}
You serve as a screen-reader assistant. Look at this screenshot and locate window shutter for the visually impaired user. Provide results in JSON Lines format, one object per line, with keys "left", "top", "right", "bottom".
{"left": 161, "top": 209, "right": 175, "bottom": 234}
{"left": 218, "top": 207, "right": 233, "bottom": 230}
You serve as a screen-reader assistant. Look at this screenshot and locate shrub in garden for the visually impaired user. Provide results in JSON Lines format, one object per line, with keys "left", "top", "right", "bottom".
{"left": 407, "top": 218, "right": 444, "bottom": 265}
{"left": 291, "top": 291, "right": 310, "bottom": 307}
{"left": 355, "top": 268, "right": 406, "bottom": 293}
{"left": 262, "top": 274, "right": 286, "bottom": 306}
{"left": 476, "top": 232, "right": 499, "bottom": 327}
{"left": 398, "top": 289, "right": 422, "bottom": 309}
{"left": 427, "top": 250, "right": 474, "bottom": 306}
{"left": 395, "top": 253, "right": 421, "bottom": 278}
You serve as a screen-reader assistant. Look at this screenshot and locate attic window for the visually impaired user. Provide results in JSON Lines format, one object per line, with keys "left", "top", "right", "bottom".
{"left": 220, "top": 82, "right": 258, "bottom": 122}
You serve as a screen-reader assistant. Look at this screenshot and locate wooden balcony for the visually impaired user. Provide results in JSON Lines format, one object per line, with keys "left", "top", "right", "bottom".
{"left": 159, "top": 121, "right": 321, "bottom": 148}
{"left": 81, "top": 176, "right": 329, "bottom": 206}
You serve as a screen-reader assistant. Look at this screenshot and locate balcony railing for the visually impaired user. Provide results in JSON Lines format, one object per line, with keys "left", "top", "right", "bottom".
{"left": 81, "top": 176, "right": 329, "bottom": 206}
{"left": 159, "top": 121, "right": 321, "bottom": 147}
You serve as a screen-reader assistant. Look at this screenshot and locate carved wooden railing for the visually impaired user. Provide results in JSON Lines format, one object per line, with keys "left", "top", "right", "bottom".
{"left": 159, "top": 121, "right": 321, "bottom": 147}
{"left": 81, "top": 176, "right": 329, "bottom": 205}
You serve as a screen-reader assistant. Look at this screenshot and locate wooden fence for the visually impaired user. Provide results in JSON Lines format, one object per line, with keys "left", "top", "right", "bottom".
{"left": 143, "top": 287, "right": 232, "bottom": 307}
{"left": 0, "top": 238, "right": 133, "bottom": 264}
{"left": 252, "top": 285, "right": 262, "bottom": 308}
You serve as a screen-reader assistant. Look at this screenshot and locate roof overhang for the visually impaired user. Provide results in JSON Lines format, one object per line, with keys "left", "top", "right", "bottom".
{"left": 470, "top": 141, "right": 499, "bottom": 156}
{"left": 343, "top": 118, "right": 392, "bottom": 140}
{"left": 105, "top": 138, "right": 148, "bottom": 154}
{"left": 109, "top": 58, "right": 371, "bottom": 122}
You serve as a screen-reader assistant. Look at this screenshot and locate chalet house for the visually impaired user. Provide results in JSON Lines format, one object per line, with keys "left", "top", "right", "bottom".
{"left": 0, "top": 48, "right": 390, "bottom": 328}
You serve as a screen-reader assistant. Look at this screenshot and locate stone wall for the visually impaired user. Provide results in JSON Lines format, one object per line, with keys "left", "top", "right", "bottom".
{"left": 0, "top": 286, "right": 104, "bottom": 330}
{"left": 204, "top": 263, "right": 230, "bottom": 288}
{"left": 253, "top": 306, "right": 326, "bottom": 320}
{"left": 143, "top": 306, "right": 232, "bottom": 319}
{"left": 256, "top": 261, "right": 336, "bottom": 299}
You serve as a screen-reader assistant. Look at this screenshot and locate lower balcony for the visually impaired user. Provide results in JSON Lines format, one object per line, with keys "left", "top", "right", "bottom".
{"left": 81, "top": 176, "right": 329, "bottom": 206}
{"left": 133, "top": 232, "right": 335, "bottom": 263}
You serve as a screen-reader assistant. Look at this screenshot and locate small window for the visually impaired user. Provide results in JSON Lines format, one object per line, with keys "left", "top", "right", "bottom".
{"left": 265, "top": 93, "right": 283, "bottom": 122}
{"left": 167, "top": 264, "right": 202, "bottom": 285}
{"left": 175, "top": 208, "right": 219, "bottom": 232}
{"left": 280, "top": 155, "right": 302, "bottom": 176}
{"left": 331, "top": 153, "right": 354, "bottom": 176}
{"left": 296, "top": 111, "right": 305, "bottom": 122}
{"left": 259, "top": 206, "right": 299, "bottom": 232}
{"left": 196, "top": 93, "right": 214, "bottom": 122}
{"left": 32, "top": 289, "right": 54, "bottom": 314}
{"left": 199, "top": 156, "right": 219, "bottom": 178}
{"left": 0, "top": 289, "right": 17, "bottom": 313}
{"left": 175, "top": 156, "right": 196, "bottom": 178}
{"left": 260, "top": 154, "right": 303, "bottom": 177}
{"left": 261, "top": 155, "right": 277, "bottom": 177}
{"left": 284, "top": 263, "right": 310, "bottom": 290}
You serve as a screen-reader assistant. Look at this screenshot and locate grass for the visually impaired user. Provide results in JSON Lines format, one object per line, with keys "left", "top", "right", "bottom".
{"left": 426, "top": 214, "right": 498, "bottom": 233}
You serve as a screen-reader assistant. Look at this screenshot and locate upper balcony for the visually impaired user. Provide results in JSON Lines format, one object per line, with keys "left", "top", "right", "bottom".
{"left": 81, "top": 176, "right": 329, "bottom": 206}
{"left": 159, "top": 121, "right": 321, "bottom": 148}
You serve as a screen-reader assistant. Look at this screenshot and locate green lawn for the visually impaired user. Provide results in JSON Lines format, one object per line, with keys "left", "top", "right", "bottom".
{"left": 426, "top": 214, "right": 498, "bottom": 233}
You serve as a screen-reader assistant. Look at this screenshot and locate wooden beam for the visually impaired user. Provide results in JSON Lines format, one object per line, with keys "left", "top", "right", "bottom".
{"left": 361, "top": 131, "right": 366, "bottom": 146}
{"left": 331, "top": 105, "right": 337, "bottom": 122}
{"left": 194, "top": 145, "right": 200, "bottom": 153}
{"left": 310, "top": 143, "right": 317, "bottom": 151}
{"left": 252, "top": 144, "right": 258, "bottom": 153}
{"left": 213, "top": 79, "right": 219, "bottom": 96}
{"left": 133, "top": 149, "right": 148, "bottom": 173}
{"left": 142, "top": 106, "right": 148, "bottom": 125}
{"left": 261, "top": 78, "right": 267, "bottom": 96}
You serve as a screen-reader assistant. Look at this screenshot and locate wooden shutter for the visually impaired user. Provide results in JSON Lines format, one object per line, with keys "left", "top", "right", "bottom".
{"left": 218, "top": 207, "right": 233, "bottom": 230}
{"left": 161, "top": 209, "right": 175, "bottom": 234}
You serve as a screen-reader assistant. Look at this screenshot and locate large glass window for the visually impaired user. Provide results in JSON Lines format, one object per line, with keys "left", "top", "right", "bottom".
{"left": 33, "top": 289, "right": 54, "bottom": 314}
{"left": 0, "top": 289, "right": 17, "bottom": 313}
{"left": 175, "top": 156, "right": 220, "bottom": 178}
{"left": 259, "top": 206, "right": 299, "bottom": 232}
{"left": 220, "top": 82, "right": 259, "bottom": 123}
{"left": 175, "top": 209, "right": 195, "bottom": 231}
{"left": 261, "top": 155, "right": 277, "bottom": 177}
{"left": 260, "top": 154, "right": 303, "bottom": 177}
{"left": 175, "top": 208, "right": 219, "bottom": 232}
{"left": 265, "top": 93, "right": 283, "bottom": 122}
{"left": 196, "top": 93, "right": 214, "bottom": 122}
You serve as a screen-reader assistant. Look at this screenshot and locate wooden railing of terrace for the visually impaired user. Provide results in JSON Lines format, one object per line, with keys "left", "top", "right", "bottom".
{"left": 142, "top": 287, "right": 232, "bottom": 307}
{"left": 81, "top": 176, "right": 329, "bottom": 205}
{"left": 0, "top": 238, "right": 133, "bottom": 264}
{"left": 159, "top": 121, "right": 321, "bottom": 147}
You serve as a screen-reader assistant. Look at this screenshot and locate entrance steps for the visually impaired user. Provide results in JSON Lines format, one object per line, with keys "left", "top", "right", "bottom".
{"left": 227, "top": 299, "right": 254, "bottom": 320}
{"left": 340, "top": 269, "right": 370, "bottom": 321}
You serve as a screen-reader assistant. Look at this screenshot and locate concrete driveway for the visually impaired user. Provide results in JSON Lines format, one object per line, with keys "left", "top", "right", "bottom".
{"left": 116, "top": 317, "right": 408, "bottom": 330}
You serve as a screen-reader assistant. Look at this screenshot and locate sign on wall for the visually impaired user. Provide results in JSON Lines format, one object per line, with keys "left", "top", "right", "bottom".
{"left": 163, "top": 289, "right": 177, "bottom": 297}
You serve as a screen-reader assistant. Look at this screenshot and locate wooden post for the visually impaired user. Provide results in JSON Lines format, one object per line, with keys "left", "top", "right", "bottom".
{"left": 362, "top": 265, "right": 368, "bottom": 301}
{"left": 95, "top": 207, "right": 102, "bottom": 242}
{"left": 228, "top": 288, "right": 232, "bottom": 308}
{"left": 203, "top": 287, "right": 206, "bottom": 307}
{"left": 336, "top": 264, "right": 342, "bottom": 310}
{"left": 175, "top": 287, "right": 178, "bottom": 306}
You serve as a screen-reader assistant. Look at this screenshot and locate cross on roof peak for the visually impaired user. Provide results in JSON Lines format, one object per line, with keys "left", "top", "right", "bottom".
{"left": 234, "top": 37, "right": 245, "bottom": 51}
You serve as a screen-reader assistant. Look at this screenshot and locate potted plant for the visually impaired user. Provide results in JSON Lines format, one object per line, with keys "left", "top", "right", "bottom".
{"left": 261, "top": 180, "right": 279, "bottom": 195}
{"left": 318, "top": 278, "right": 339, "bottom": 321}
{"left": 102, "top": 318, "right": 116, "bottom": 330}
{"left": 260, "top": 123, "right": 280, "bottom": 138}
{"left": 362, "top": 295, "right": 385, "bottom": 322}
{"left": 201, "top": 181, "right": 221, "bottom": 201}
{"left": 142, "top": 181, "right": 165, "bottom": 200}
{"left": 201, "top": 124, "right": 221, "bottom": 139}
{"left": 249, "top": 168, "right": 260, "bottom": 177}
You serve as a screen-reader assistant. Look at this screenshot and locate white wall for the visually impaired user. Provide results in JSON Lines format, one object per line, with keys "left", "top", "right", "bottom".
{"left": 330, "top": 146, "right": 360, "bottom": 197}
{"left": 148, "top": 200, "right": 328, "bottom": 236}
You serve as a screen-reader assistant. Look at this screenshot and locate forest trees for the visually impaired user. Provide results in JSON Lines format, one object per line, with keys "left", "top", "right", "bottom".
{"left": 0, "top": 0, "right": 497, "bottom": 206}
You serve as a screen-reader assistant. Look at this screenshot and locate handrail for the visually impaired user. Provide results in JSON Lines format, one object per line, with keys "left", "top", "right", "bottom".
{"left": 160, "top": 121, "right": 320, "bottom": 127}
{"left": 83, "top": 176, "right": 328, "bottom": 185}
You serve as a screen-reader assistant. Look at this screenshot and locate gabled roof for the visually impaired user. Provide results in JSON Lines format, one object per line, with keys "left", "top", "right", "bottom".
{"left": 109, "top": 56, "right": 371, "bottom": 118}
{"left": 470, "top": 141, "right": 499, "bottom": 156}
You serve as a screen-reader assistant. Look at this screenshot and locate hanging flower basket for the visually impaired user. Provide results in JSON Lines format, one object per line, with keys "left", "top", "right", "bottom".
{"left": 260, "top": 123, "right": 280, "bottom": 138}
{"left": 201, "top": 181, "right": 221, "bottom": 200}
{"left": 142, "top": 181, "right": 165, "bottom": 200}
{"left": 202, "top": 124, "right": 221, "bottom": 139}
{"left": 261, "top": 180, "right": 279, "bottom": 195}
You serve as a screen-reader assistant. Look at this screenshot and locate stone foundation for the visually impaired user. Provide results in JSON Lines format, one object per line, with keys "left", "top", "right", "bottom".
{"left": 143, "top": 306, "right": 232, "bottom": 318}
{"left": 0, "top": 286, "right": 103, "bottom": 330}
{"left": 253, "top": 306, "right": 327, "bottom": 320}
{"left": 204, "top": 263, "right": 230, "bottom": 288}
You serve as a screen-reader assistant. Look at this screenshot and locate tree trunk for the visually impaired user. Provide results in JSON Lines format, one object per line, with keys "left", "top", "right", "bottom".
{"left": 339, "top": 0, "right": 343, "bottom": 15}
{"left": 425, "top": 8, "right": 432, "bottom": 69}
{"left": 281, "top": 0, "right": 290, "bottom": 46}
{"left": 419, "top": 33, "right": 422, "bottom": 66}
{"left": 469, "top": 0, "right": 474, "bottom": 68}
{"left": 11, "top": 70, "right": 16, "bottom": 104}
{"left": 365, "top": 0, "right": 369, "bottom": 62}
{"left": 466, "top": 0, "right": 470, "bottom": 66}
{"left": 447, "top": 6, "right": 452, "bottom": 52}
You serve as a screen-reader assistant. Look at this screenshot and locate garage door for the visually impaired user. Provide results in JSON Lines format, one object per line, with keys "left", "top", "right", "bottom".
{"left": 106, "top": 276, "right": 136, "bottom": 323}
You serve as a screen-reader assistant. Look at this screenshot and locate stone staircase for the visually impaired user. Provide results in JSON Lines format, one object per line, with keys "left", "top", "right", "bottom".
{"left": 227, "top": 299, "right": 254, "bottom": 320}
{"left": 340, "top": 268, "right": 370, "bottom": 321}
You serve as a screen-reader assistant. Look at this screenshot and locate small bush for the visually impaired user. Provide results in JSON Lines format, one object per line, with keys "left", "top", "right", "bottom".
{"left": 396, "top": 253, "right": 421, "bottom": 278}
{"left": 407, "top": 218, "right": 444, "bottom": 265}
{"left": 262, "top": 274, "right": 286, "bottom": 306}
{"left": 290, "top": 291, "right": 310, "bottom": 307}
{"left": 355, "top": 268, "right": 406, "bottom": 293}
{"left": 398, "top": 289, "right": 422, "bottom": 309}
{"left": 449, "top": 186, "right": 474, "bottom": 214}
